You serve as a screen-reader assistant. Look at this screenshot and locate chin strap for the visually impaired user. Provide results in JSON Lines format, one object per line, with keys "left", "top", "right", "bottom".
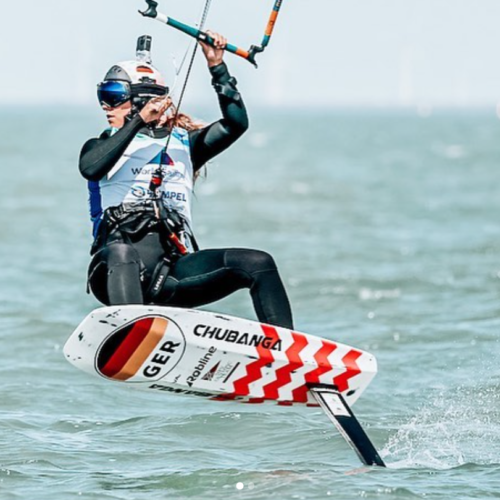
{"left": 139, "top": 0, "right": 285, "bottom": 68}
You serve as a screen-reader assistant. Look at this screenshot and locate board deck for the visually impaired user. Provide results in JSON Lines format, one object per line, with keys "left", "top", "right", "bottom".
{"left": 64, "top": 306, "right": 378, "bottom": 407}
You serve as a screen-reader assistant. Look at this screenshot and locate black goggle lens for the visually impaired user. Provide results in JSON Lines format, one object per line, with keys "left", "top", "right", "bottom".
{"left": 97, "top": 81, "right": 131, "bottom": 108}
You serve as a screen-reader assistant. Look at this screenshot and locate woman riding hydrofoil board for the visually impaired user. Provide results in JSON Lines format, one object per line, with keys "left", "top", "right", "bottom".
{"left": 79, "top": 32, "right": 294, "bottom": 330}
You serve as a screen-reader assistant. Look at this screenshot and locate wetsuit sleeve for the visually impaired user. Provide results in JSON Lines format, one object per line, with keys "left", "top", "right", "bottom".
{"left": 79, "top": 114, "right": 146, "bottom": 181}
{"left": 189, "top": 62, "right": 249, "bottom": 172}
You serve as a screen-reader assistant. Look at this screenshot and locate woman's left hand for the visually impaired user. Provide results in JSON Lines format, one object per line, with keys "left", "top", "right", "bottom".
{"left": 199, "top": 30, "right": 227, "bottom": 67}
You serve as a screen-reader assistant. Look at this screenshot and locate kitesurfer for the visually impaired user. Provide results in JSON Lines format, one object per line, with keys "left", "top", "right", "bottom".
{"left": 79, "top": 32, "right": 294, "bottom": 329}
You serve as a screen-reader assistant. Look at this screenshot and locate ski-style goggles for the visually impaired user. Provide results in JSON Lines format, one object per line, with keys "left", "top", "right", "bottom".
{"left": 97, "top": 80, "right": 169, "bottom": 108}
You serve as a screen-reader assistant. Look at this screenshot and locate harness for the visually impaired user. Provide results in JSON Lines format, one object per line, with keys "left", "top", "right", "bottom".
{"left": 92, "top": 202, "right": 199, "bottom": 301}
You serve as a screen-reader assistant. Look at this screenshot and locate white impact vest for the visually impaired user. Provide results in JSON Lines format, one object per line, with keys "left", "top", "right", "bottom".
{"left": 88, "top": 127, "right": 194, "bottom": 238}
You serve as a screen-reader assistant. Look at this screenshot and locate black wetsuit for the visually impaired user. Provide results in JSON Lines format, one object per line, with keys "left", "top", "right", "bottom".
{"left": 79, "top": 63, "right": 293, "bottom": 329}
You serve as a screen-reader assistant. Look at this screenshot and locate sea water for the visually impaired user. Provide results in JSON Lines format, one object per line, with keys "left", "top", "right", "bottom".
{"left": 0, "top": 107, "right": 499, "bottom": 499}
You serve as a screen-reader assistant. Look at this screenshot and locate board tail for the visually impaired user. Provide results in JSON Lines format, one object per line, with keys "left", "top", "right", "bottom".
{"left": 309, "top": 384, "right": 386, "bottom": 467}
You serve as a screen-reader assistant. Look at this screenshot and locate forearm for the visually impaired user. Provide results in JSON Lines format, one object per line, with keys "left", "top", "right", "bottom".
{"left": 189, "top": 62, "right": 249, "bottom": 171}
{"left": 79, "top": 114, "right": 145, "bottom": 181}
{"left": 210, "top": 62, "right": 249, "bottom": 136}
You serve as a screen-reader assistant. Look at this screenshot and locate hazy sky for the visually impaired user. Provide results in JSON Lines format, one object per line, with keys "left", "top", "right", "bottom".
{"left": 2, "top": 0, "right": 500, "bottom": 108}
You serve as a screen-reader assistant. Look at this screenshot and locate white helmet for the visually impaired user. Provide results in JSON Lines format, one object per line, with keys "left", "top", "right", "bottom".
{"left": 103, "top": 60, "right": 167, "bottom": 87}
{"left": 97, "top": 36, "right": 168, "bottom": 110}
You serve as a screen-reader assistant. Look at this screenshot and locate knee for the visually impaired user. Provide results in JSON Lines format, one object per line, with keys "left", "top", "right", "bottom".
{"left": 249, "top": 250, "right": 277, "bottom": 271}
{"left": 228, "top": 249, "right": 277, "bottom": 275}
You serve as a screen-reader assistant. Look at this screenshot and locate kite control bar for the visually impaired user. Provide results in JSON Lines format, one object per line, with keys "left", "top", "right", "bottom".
{"left": 139, "top": 0, "right": 284, "bottom": 68}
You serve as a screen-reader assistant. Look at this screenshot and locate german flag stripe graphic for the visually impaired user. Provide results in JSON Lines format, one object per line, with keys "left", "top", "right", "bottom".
{"left": 100, "top": 317, "right": 168, "bottom": 380}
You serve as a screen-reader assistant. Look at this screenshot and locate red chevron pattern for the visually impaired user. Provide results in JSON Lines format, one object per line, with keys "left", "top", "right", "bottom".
{"left": 333, "top": 349, "right": 362, "bottom": 392}
{"left": 212, "top": 332, "right": 364, "bottom": 405}
{"left": 262, "top": 332, "right": 308, "bottom": 400}
{"left": 230, "top": 324, "right": 280, "bottom": 397}
{"left": 291, "top": 340, "right": 338, "bottom": 403}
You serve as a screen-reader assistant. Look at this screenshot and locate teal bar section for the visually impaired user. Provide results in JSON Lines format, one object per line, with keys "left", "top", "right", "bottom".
{"left": 167, "top": 17, "right": 201, "bottom": 39}
{"left": 225, "top": 43, "right": 240, "bottom": 55}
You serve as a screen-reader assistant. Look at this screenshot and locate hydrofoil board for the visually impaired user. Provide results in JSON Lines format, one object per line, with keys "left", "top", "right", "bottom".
{"left": 64, "top": 306, "right": 385, "bottom": 466}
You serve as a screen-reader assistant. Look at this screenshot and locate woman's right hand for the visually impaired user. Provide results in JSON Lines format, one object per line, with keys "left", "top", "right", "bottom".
{"left": 139, "top": 96, "right": 170, "bottom": 124}
{"left": 199, "top": 30, "right": 227, "bottom": 67}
